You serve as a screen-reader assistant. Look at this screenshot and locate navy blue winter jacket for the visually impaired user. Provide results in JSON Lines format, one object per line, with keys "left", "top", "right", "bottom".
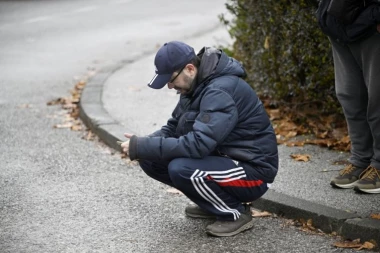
{"left": 129, "top": 47, "right": 278, "bottom": 183}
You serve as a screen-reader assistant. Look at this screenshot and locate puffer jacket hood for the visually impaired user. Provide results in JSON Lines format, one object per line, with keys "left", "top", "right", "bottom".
{"left": 197, "top": 47, "right": 246, "bottom": 82}
{"left": 189, "top": 47, "right": 246, "bottom": 97}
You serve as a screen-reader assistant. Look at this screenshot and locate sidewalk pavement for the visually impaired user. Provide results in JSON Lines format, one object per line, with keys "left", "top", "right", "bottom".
{"left": 79, "top": 24, "right": 380, "bottom": 246}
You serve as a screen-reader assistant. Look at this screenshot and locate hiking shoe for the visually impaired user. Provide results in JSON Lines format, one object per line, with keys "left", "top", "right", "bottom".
{"left": 205, "top": 205, "right": 253, "bottom": 237}
{"left": 330, "top": 164, "right": 366, "bottom": 189}
{"left": 185, "top": 204, "right": 216, "bottom": 219}
{"left": 354, "top": 166, "right": 380, "bottom": 194}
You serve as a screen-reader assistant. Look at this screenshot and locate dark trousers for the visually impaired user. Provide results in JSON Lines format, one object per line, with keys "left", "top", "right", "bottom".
{"left": 139, "top": 156, "right": 269, "bottom": 221}
{"left": 330, "top": 32, "right": 380, "bottom": 169}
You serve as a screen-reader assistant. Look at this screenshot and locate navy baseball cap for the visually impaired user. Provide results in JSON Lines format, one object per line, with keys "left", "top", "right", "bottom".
{"left": 148, "top": 41, "right": 196, "bottom": 89}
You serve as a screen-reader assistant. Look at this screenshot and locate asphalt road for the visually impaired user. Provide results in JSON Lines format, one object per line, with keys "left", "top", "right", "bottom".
{"left": 0, "top": 1, "right": 359, "bottom": 252}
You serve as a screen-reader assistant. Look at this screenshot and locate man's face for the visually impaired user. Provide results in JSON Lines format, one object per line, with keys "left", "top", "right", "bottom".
{"left": 167, "top": 64, "right": 196, "bottom": 95}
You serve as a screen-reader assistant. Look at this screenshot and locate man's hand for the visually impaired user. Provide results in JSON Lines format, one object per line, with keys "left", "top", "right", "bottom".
{"left": 120, "top": 133, "right": 133, "bottom": 156}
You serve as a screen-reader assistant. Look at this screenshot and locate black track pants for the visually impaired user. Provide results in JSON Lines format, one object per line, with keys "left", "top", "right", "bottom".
{"left": 139, "top": 156, "right": 269, "bottom": 221}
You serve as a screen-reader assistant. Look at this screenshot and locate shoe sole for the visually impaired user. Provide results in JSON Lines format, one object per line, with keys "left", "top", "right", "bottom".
{"left": 205, "top": 219, "right": 254, "bottom": 237}
{"left": 330, "top": 181, "right": 358, "bottom": 189}
{"left": 354, "top": 186, "right": 380, "bottom": 194}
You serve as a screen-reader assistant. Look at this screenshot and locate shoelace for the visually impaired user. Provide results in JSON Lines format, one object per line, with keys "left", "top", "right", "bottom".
{"left": 339, "top": 164, "right": 355, "bottom": 175}
{"left": 359, "top": 166, "right": 380, "bottom": 181}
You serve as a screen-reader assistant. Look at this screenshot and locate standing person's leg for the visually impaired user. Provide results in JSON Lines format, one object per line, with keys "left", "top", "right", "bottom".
{"left": 351, "top": 32, "right": 380, "bottom": 193}
{"left": 329, "top": 39, "right": 371, "bottom": 188}
{"left": 353, "top": 32, "right": 380, "bottom": 170}
{"left": 331, "top": 39, "right": 372, "bottom": 168}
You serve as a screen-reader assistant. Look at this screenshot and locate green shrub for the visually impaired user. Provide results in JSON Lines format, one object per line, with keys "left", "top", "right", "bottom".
{"left": 221, "top": 0, "right": 341, "bottom": 115}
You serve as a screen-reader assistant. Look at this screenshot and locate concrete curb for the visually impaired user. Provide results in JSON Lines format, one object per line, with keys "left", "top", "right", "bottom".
{"left": 252, "top": 190, "right": 380, "bottom": 244}
{"left": 79, "top": 58, "right": 380, "bottom": 248}
{"left": 79, "top": 62, "right": 125, "bottom": 153}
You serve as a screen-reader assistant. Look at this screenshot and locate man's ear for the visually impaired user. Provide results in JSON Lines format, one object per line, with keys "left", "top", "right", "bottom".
{"left": 185, "top": 64, "right": 196, "bottom": 75}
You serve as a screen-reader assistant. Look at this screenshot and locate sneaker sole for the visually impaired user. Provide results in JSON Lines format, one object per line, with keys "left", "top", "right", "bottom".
{"left": 205, "top": 219, "right": 254, "bottom": 237}
{"left": 354, "top": 186, "right": 380, "bottom": 194}
{"left": 330, "top": 181, "right": 358, "bottom": 189}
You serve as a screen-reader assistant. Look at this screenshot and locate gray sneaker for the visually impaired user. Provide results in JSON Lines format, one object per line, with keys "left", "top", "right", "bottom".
{"left": 205, "top": 205, "right": 253, "bottom": 237}
{"left": 354, "top": 166, "right": 380, "bottom": 194}
{"left": 185, "top": 204, "right": 216, "bottom": 219}
{"left": 330, "top": 164, "right": 366, "bottom": 189}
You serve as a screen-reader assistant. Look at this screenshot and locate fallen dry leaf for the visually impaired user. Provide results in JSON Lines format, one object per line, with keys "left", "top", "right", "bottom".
{"left": 49, "top": 78, "right": 89, "bottom": 134}
{"left": 370, "top": 213, "right": 380, "bottom": 220}
{"left": 251, "top": 209, "right": 272, "bottom": 217}
{"left": 316, "top": 130, "right": 329, "bottom": 139}
{"left": 18, "top": 104, "right": 32, "bottom": 109}
{"left": 264, "top": 36, "right": 270, "bottom": 49}
{"left": 71, "top": 124, "right": 83, "bottom": 131}
{"left": 276, "top": 121, "right": 298, "bottom": 132}
{"left": 334, "top": 241, "right": 360, "bottom": 249}
{"left": 166, "top": 188, "right": 183, "bottom": 195}
{"left": 299, "top": 218, "right": 316, "bottom": 231}
{"left": 285, "top": 141, "right": 305, "bottom": 147}
{"left": 305, "top": 219, "right": 315, "bottom": 230}
{"left": 358, "top": 241, "right": 376, "bottom": 250}
{"left": 62, "top": 103, "right": 77, "bottom": 110}
{"left": 83, "top": 130, "right": 94, "bottom": 141}
{"left": 290, "top": 154, "right": 311, "bottom": 162}
{"left": 54, "top": 123, "right": 73, "bottom": 129}
{"left": 261, "top": 95, "right": 351, "bottom": 152}
{"left": 285, "top": 131, "right": 298, "bottom": 139}
{"left": 268, "top": 109, "right": 281, "bottom": 120}
{"left": 333, "top": 238, "right": 375, "bottom": 250}
{"left": 339, "top": 135, "right": 350, "bottom": 144}
{"left": 47, "top": 98, "right": 65, "bottom": 106}
{"left": 75, "top": 80, "right": 86, "bottom": 90}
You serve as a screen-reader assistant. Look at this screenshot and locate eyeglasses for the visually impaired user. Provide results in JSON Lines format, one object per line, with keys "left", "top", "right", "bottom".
{"left": 169, "top": 66, "right": 185, "bottom": 83}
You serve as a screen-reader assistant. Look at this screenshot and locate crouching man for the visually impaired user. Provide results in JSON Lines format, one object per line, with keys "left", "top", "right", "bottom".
{"left": 121, "top": 41, "right": 278, "bottom": 237}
